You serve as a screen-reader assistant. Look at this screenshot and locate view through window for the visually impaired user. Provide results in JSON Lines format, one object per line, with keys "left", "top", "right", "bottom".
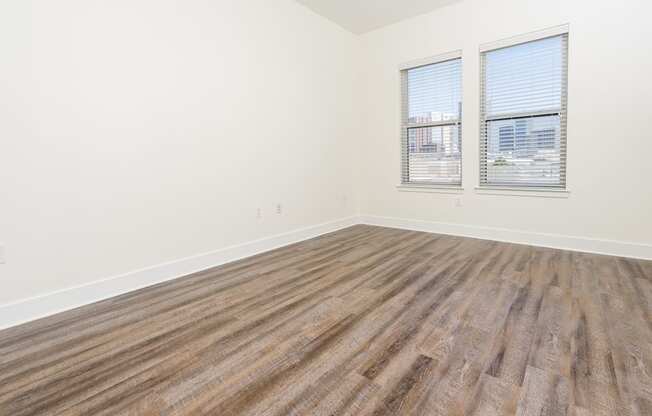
{"left": 480, "top": 34, "right": 568, "bottom": 188}
{"left": 401, "top": 57, "right": 462, "bottom": 185}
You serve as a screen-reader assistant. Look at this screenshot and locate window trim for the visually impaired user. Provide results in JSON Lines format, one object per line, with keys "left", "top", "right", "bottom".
{"left": 478, "top": 25, "right": 569, "bottom": 191}
{"left": 479, "top": 24, "right": 569, "bottom": 53}
{"left": 400, "top": 50, "right": 463, "bottom": 188}
{"left": 397, "top": 184, "right": 465, "bottom": 195}
{"left": 398, "top": 49, "right": 462, "bottom": 71}
{"left": 474, "top": 186, "right": 570, "bottom": 199}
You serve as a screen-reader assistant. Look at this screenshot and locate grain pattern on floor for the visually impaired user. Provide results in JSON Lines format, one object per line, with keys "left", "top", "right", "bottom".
{"left": 1, "top": 225, "right": 651, "bottom": 416}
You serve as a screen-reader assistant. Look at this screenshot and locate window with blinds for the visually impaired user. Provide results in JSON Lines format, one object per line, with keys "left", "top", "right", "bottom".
{"left": 401, "top": 55, "right": 462, "bottom": 186}
{"left": 480, "top": 32, "right": 568, "bottom": 188}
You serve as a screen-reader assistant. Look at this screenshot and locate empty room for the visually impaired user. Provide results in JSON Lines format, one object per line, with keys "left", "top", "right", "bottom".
{"left": 1, "top": 0, "right": 652, "bottom": 415}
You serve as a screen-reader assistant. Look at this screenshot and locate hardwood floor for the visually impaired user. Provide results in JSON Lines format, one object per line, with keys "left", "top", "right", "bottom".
{"left": 1, "top": 225, "right": 651, "bottom": 416}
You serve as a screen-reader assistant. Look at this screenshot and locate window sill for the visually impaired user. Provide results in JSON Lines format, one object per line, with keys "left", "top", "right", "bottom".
{"left": 397, "top": 184, "right": 464, "bottom": 194}
{"left": 474, "top": 186, "right": 570, "bottom": 198}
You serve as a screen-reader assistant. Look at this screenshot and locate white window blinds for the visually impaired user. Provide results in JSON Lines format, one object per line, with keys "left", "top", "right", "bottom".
{"left": 401, "top": 56, "right": 462, "bottom": 185}
{"left": 480, "top": 33, "right": 568, "bottom": 188}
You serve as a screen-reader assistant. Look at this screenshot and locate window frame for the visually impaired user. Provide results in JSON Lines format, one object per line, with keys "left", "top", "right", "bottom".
{"left": 399, "top": 50, "right": 463, "bottom": 189}
{"left": 478, "top": 25, "right": 569, "bottom": 191}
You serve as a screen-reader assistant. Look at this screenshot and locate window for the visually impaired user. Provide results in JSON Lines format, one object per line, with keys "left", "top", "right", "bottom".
{"left": 480, "top": 30, "right": 568, "bottom": 188}
{"left": 400, "top": 53, "right": 462, "bottom": 186}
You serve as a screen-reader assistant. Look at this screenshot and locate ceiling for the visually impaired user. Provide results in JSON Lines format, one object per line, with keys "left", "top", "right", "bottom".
{"left": 295, "top": 0, "right": 461, "bottom": 34}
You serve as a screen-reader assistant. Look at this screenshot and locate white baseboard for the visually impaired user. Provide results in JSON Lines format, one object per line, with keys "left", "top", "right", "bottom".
{"left": 360, "top": 215, "right": 652, "bottom": 261}
{"left": 3, "top": 213, "right": 650, "bottom": 331}
{"left": 0, "top": 216, "right": 358, "bottom": 330}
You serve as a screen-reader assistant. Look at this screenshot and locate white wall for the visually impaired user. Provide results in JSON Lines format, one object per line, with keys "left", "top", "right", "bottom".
{"left": 2, "top": 0, "right": 651, "bottom": 322}
{"left": 358, "top": 0, "right": 652, "bottom": 249}
{"left": 0, "top": 0, "right": 359, "bottom": 305}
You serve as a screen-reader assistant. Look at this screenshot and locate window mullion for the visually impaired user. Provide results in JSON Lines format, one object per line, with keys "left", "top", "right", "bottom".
{"left": 485, "top": 110, "right": 561, "bottom": 123}
{"left": 404, "top": 120, "right": 459, "bottom": 129}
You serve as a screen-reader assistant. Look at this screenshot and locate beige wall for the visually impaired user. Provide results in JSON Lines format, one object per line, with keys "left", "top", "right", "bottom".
{"left": 357, "top": 0, "right": 652, "bottom": 246}
{"left": 0, "top": 0, "right": 359, "bottom": 304}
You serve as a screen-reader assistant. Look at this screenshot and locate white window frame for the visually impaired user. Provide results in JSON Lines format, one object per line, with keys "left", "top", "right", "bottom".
{"left": 478, "top": 25, "right": 569, "bottom": 192}
{"left": 398, "top": 50, "right": 463, "bottom": 191}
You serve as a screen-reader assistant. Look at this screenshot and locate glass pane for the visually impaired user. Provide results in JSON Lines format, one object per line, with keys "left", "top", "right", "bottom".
{"left": 485, "top": 115, "right": 562, "bottom": 186}
{"left": 408, "top": 59, "right": 462, "bottom": 123}
{"left": 485, "top": 35, "right": 563, "bottom": 117}
{"left": 408, "top": 125, "right": 461, "bottom": 184}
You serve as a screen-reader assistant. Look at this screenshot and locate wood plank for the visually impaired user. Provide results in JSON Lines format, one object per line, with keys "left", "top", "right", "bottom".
{"left": 0, "top": 225, "right": 650, "bottom": 416}
{"left": 515, "top": 365, "right": 570, "bottom": 416}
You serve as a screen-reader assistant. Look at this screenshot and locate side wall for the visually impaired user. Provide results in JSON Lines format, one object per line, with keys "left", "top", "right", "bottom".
{"left": 358, "top": 0, "right": 652, "bottom": 255}
{"left": 0, "top": 0, "right": 359, "bottom": 308}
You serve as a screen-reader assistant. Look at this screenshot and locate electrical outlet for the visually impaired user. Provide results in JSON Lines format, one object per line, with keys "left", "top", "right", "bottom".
{"left": 0, "top": 244, "right": 5, "bottom": 264}
{"left": 455, "top": 198, "right": 462, "bottom": 208}
{"left": 276, "top": 204, "right": 282, "bottom": 215}
{"left": 256, "top": 208, "right": 262, "bottom": 219}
